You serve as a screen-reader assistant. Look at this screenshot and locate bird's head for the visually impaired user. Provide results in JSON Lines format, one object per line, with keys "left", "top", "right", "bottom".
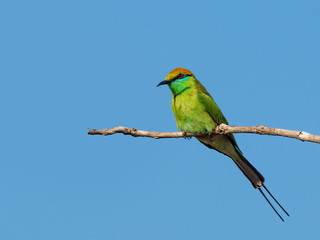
{"left": 157, "top": 68, "right": 196, "bottom": 95}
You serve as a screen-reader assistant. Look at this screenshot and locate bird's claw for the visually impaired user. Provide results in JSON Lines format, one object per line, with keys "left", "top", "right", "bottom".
{"left": 182, "top": 131, "right": 187, "bottom": 139}
{"left": 182, "top": 131, "right": 191, "bottom": 140}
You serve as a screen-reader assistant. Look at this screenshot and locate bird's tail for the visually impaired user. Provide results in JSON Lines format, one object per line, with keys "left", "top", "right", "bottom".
{"left": 231, "top": 151, "right": 265, "bottom": 189}
{"left": 232, "top": 151, "right": 289, "bottom": 221}
{"left": 197, "top": 136, "right": 289, "bottom": 220}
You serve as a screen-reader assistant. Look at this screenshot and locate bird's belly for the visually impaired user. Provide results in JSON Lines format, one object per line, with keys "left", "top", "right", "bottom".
{"left": 196, "top": 134, "right": 238, "bottom": 159}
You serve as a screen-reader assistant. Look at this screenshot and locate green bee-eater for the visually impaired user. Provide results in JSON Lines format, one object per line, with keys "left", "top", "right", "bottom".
{"left": 157, "top": 67, "right": 289, "bottom": 221}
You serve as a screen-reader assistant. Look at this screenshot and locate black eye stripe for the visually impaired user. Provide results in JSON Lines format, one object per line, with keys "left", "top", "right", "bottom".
{"left": 173, "top": 73, "right": 192, "bottom": 81}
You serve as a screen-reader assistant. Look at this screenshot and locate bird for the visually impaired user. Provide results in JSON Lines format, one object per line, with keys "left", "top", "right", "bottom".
{"left": 157, "top": 67, "right": 289, "bottom": 221}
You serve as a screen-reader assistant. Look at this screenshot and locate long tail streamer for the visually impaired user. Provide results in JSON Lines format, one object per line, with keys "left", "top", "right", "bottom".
{"left": 258, "top": 185, "right": 289, "bottom": 222}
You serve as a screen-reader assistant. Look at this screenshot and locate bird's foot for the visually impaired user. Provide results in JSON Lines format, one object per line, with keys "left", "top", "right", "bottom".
{"left": 182, "top": 131, "right": 191, "bottom": 140}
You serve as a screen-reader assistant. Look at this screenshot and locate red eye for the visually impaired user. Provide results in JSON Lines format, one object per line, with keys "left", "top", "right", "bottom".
{"left": 178, "top": 74, "right": 183, "bottom": 79}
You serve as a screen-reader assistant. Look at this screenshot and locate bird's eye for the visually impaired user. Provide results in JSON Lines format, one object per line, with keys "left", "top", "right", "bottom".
{"left": 177, "top": 74, "right": 183, "bottom": 79}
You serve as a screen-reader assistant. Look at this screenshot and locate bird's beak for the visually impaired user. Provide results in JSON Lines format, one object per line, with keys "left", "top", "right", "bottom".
{"left": 157, "top": 80, "right": 169, "bottom": 87}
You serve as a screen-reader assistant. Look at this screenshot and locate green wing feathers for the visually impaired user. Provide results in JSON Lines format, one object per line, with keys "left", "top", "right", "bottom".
{"left": 196, "top": 81, "right": 240, "bottom": 152}
{"left": 195, "top": 81, "right": 264, "bottom": 188}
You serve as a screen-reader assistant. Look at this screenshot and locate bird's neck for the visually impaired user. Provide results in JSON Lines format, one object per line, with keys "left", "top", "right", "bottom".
{"left": 169, "top": 79, "right": 194, "bottom": 97}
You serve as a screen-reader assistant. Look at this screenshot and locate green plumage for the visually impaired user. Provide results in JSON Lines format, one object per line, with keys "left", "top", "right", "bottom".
{"left": 158, "top": 67, "right": 264, "bottom": 188}
{"left": 157, "top": 68, "right": 289, "bottom": 221}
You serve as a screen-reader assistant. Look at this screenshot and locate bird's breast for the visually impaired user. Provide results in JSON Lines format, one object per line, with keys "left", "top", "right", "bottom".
{"left": 171, "top": 93, "right": 215, "bottom": 133}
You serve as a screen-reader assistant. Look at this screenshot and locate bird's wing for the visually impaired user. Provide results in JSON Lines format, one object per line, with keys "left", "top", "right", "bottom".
{"left": 197, "top": 87, "right": 242, "bottom": 153}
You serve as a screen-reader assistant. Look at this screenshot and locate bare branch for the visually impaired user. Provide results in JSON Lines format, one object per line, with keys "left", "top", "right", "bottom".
{"left": 88, "top": 124, "right": 320, "bottom": 144}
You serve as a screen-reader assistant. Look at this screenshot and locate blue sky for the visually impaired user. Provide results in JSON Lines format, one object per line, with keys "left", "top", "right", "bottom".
{"left": 1, "top": 0, "right": 320, "bottom": 239}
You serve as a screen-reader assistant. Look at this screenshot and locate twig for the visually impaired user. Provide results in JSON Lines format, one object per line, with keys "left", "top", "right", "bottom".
{"left": 88, "top": 124, "right": 320, "bottom": 144}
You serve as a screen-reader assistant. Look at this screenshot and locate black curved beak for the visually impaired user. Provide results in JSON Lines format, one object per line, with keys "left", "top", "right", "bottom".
{"left": 156, "top": 80, "right": 169, "bottom": 87}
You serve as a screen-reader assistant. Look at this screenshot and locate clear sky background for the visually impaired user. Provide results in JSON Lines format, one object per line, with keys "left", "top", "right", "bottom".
{"left": 1, "top": 0, "right": 320, "bottom": 239}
